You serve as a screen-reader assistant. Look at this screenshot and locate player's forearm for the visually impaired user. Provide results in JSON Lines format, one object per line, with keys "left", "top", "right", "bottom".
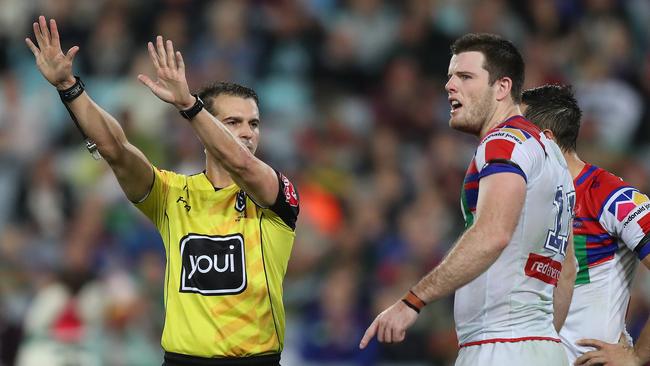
{"left": 553, "top": 240, "right": 576, "bottom": 332}
{"left": 411, "top": 223, "right": 509, "bottom": 303}
{"left": 552, "top": 272, "right": 574, "bottom": 332}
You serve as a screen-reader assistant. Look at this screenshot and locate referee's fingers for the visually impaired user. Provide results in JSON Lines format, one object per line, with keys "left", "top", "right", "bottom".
{"left": 359, "top": 318, "right": 378, "bottom": 349}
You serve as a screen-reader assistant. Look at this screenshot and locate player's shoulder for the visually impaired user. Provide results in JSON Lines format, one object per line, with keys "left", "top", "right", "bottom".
{"left": 587, "top": 167, "right": 631, "bottom": 200}
{"left": 481, "top": 116, "right": 545, "bottom": 151}
{"left": 587, "top": 167, "right": 648, "bottom": 219}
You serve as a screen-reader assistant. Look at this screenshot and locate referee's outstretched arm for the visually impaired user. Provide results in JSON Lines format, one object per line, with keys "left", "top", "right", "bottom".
{"left": 137, "top": 36, "right": 279, "bottom": 207}
{"left": 25, "top": 16, "right": 154, "bottom": 203}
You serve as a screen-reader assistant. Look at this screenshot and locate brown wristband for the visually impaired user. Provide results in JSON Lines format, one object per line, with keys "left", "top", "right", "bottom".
{"left": 402, "top": 290, "right": 426, "bottom": 313}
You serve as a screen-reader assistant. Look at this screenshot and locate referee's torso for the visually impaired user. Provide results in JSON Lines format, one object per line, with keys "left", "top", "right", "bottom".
{"left": 135, "top": 167, "right": 298, "bottom": 359}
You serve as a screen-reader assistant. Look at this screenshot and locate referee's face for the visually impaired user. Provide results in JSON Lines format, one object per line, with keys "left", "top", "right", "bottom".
{"left": 211, "top": 95, "right": 261, "bottom": 154}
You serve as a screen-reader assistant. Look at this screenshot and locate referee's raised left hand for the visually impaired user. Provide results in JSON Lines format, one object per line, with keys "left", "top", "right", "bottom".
{"left": 137, "top": 36, "right": 195, "bottom": 111}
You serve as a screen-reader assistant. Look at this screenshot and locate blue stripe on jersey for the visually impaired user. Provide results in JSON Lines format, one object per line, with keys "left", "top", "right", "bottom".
{"left": 465, "top": 188, "right": 478, "bottom": 211}
{"left": 575, "top": 165, "right": 598, "bottom": 186}
{"left": 477, "top": 163, "right": 527, "bottom": 182}
{"left": 464, "top": 172, "right": 479, "bottom": 183}
{"left": 586, "top": 233, "right": 615, "bottom": 242}
{"left": 574, "top": 217, "right": 599, "bottom": 222}
{"left": 586, "top": 241, "right": 617, "bottom": 265}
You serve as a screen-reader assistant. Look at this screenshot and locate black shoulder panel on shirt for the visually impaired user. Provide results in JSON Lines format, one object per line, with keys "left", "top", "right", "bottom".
{"left": 269, "top": 171, "right": 299, "bottom": 230}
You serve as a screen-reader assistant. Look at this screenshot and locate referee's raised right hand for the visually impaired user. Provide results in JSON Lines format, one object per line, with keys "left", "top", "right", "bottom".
{"left": 25, "top": 16, "right": 78, "bottom": 90}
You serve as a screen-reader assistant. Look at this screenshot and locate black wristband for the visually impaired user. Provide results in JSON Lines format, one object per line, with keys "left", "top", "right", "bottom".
{"left": 58, "top": 76, "right": 85, "bottom": 102}
{"left": 179, "top": 95, "right": 204, "bottom": 120}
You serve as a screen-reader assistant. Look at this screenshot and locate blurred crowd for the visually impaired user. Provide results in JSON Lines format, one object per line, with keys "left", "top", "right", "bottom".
{"left": 1, "top": 0, "right": 650, "bottom": 365}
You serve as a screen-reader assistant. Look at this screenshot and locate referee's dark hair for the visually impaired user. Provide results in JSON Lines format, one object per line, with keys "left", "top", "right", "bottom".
{"left": 522, "top": 84, "right": 582, "bottom": 152}
{"left": 198, "top": 82, "right": 259, "bottom": 116}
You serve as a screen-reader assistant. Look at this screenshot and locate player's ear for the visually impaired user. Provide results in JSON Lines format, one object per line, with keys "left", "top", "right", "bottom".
{"left": 542, "top": 129, "right": 555, "bottom": 140}
{"left": 494, "top": 77, "right": 512, "bottom": 102}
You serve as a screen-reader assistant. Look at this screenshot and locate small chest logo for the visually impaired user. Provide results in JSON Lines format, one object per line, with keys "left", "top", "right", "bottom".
{"left": 235, "top": 190, "right": 246, "bottom": 212}
{"left": 179, "top": 234, "right": 246, "bottom": 295}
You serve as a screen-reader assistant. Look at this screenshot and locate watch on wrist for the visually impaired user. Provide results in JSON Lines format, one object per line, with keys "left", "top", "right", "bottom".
{"left": 179, "top": 95, "right": 204, "bottom": 120}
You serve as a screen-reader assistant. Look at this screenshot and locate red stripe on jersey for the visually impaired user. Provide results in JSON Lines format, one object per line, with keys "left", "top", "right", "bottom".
{"left": 586, "top": 240, "right": 615, "bottom": 249}
{"left": 484, "top": 139, "right": 516, "bottom": 162}
{"left": 638, "top": 212, "right": 650, "bottom": 234}
{"left": 459, "top": 336, "right": 561, "bottom": 348}
{"left": 464, "top": 181, "right": 479, "bottom": 190}
{"left": 467, "top": 160, "right": 478, "bottom": 175}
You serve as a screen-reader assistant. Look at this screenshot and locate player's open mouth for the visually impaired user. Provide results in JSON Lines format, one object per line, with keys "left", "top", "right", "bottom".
{"left": 450, "top": 99, "right": 462, "bottom": 114}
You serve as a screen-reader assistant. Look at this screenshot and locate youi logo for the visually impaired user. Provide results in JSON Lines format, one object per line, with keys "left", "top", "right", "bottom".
{"left": 179, "top": 234, "right": 247, "bottom": 295}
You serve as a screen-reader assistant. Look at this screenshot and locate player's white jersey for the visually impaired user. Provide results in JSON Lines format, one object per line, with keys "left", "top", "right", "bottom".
{"left": 455, "top": 116, "right": 575, "bottom": 348}
{"left": 559, "top": 165, "right": 650, "bottom": 363}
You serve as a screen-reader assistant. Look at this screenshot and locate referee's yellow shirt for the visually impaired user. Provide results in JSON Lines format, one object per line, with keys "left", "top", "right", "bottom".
{"left": 134, "top": 167, "right": 299, "bottom": 358}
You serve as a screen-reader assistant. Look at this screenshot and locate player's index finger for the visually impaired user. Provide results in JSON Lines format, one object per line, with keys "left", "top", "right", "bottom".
{"left": 359, "top": 319, "right": 378, "bottom": 349}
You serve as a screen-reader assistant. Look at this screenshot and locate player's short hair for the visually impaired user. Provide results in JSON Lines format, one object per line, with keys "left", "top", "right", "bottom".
{"left": 522, "top": 84, "right": 582, "bottom": 152}
{"left": 451, "top": 33, "right": 525, "bottom": 104}
{"left": 198, "top": 82, "right": 259, "bottom": 116}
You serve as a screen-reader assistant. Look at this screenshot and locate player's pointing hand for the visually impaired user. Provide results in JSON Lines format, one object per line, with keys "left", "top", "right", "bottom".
{"left": 359, "top": 299, "right": 419, "bottom": 349}
{"left": 25, "top": 16, "right": 79, "bottom": 90}
{"left": 137, "top": 36, "right": 195, "bottom": 111}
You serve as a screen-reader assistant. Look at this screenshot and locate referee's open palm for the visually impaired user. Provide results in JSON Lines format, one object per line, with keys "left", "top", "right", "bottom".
{"left": 25, "top": 16, "right": 78, "bottom": 90}
{"left": 138, "top": 36, "right": 194, "bottom": 110}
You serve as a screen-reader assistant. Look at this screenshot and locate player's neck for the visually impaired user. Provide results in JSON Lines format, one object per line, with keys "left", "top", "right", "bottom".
{"left": 479, "top": 103, "right": 522, "bottom": 139}
{"left": 204, "top": 159, "right": 235, "bottom": 189}
{"left": 563, "top": 151, "right": 586, "bottom": 180}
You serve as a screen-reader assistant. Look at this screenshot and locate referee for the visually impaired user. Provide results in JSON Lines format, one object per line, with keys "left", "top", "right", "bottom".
{"left": 26, "top": 16, "right": 298, "bottom": 366}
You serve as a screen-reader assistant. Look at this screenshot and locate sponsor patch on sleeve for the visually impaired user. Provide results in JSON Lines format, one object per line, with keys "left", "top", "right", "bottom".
{"left": 280, "top": 173, "right": 299, "bottom": 207}
{"left": 607, "top": 188, "right": 650, "bottom": 223}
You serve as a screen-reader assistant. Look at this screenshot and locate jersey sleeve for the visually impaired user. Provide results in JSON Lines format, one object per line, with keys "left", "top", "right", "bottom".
{"left": 264, "top": 171, "right": 299, "bottom": 231}
{"left": 599, "top": 185, "right": 650, "bottom": 260}
{"left": 133, "top": 167, "right": 174, "bottom": 228}
{"left": 474, "top": 128, "right": 543, "bottom": 182}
